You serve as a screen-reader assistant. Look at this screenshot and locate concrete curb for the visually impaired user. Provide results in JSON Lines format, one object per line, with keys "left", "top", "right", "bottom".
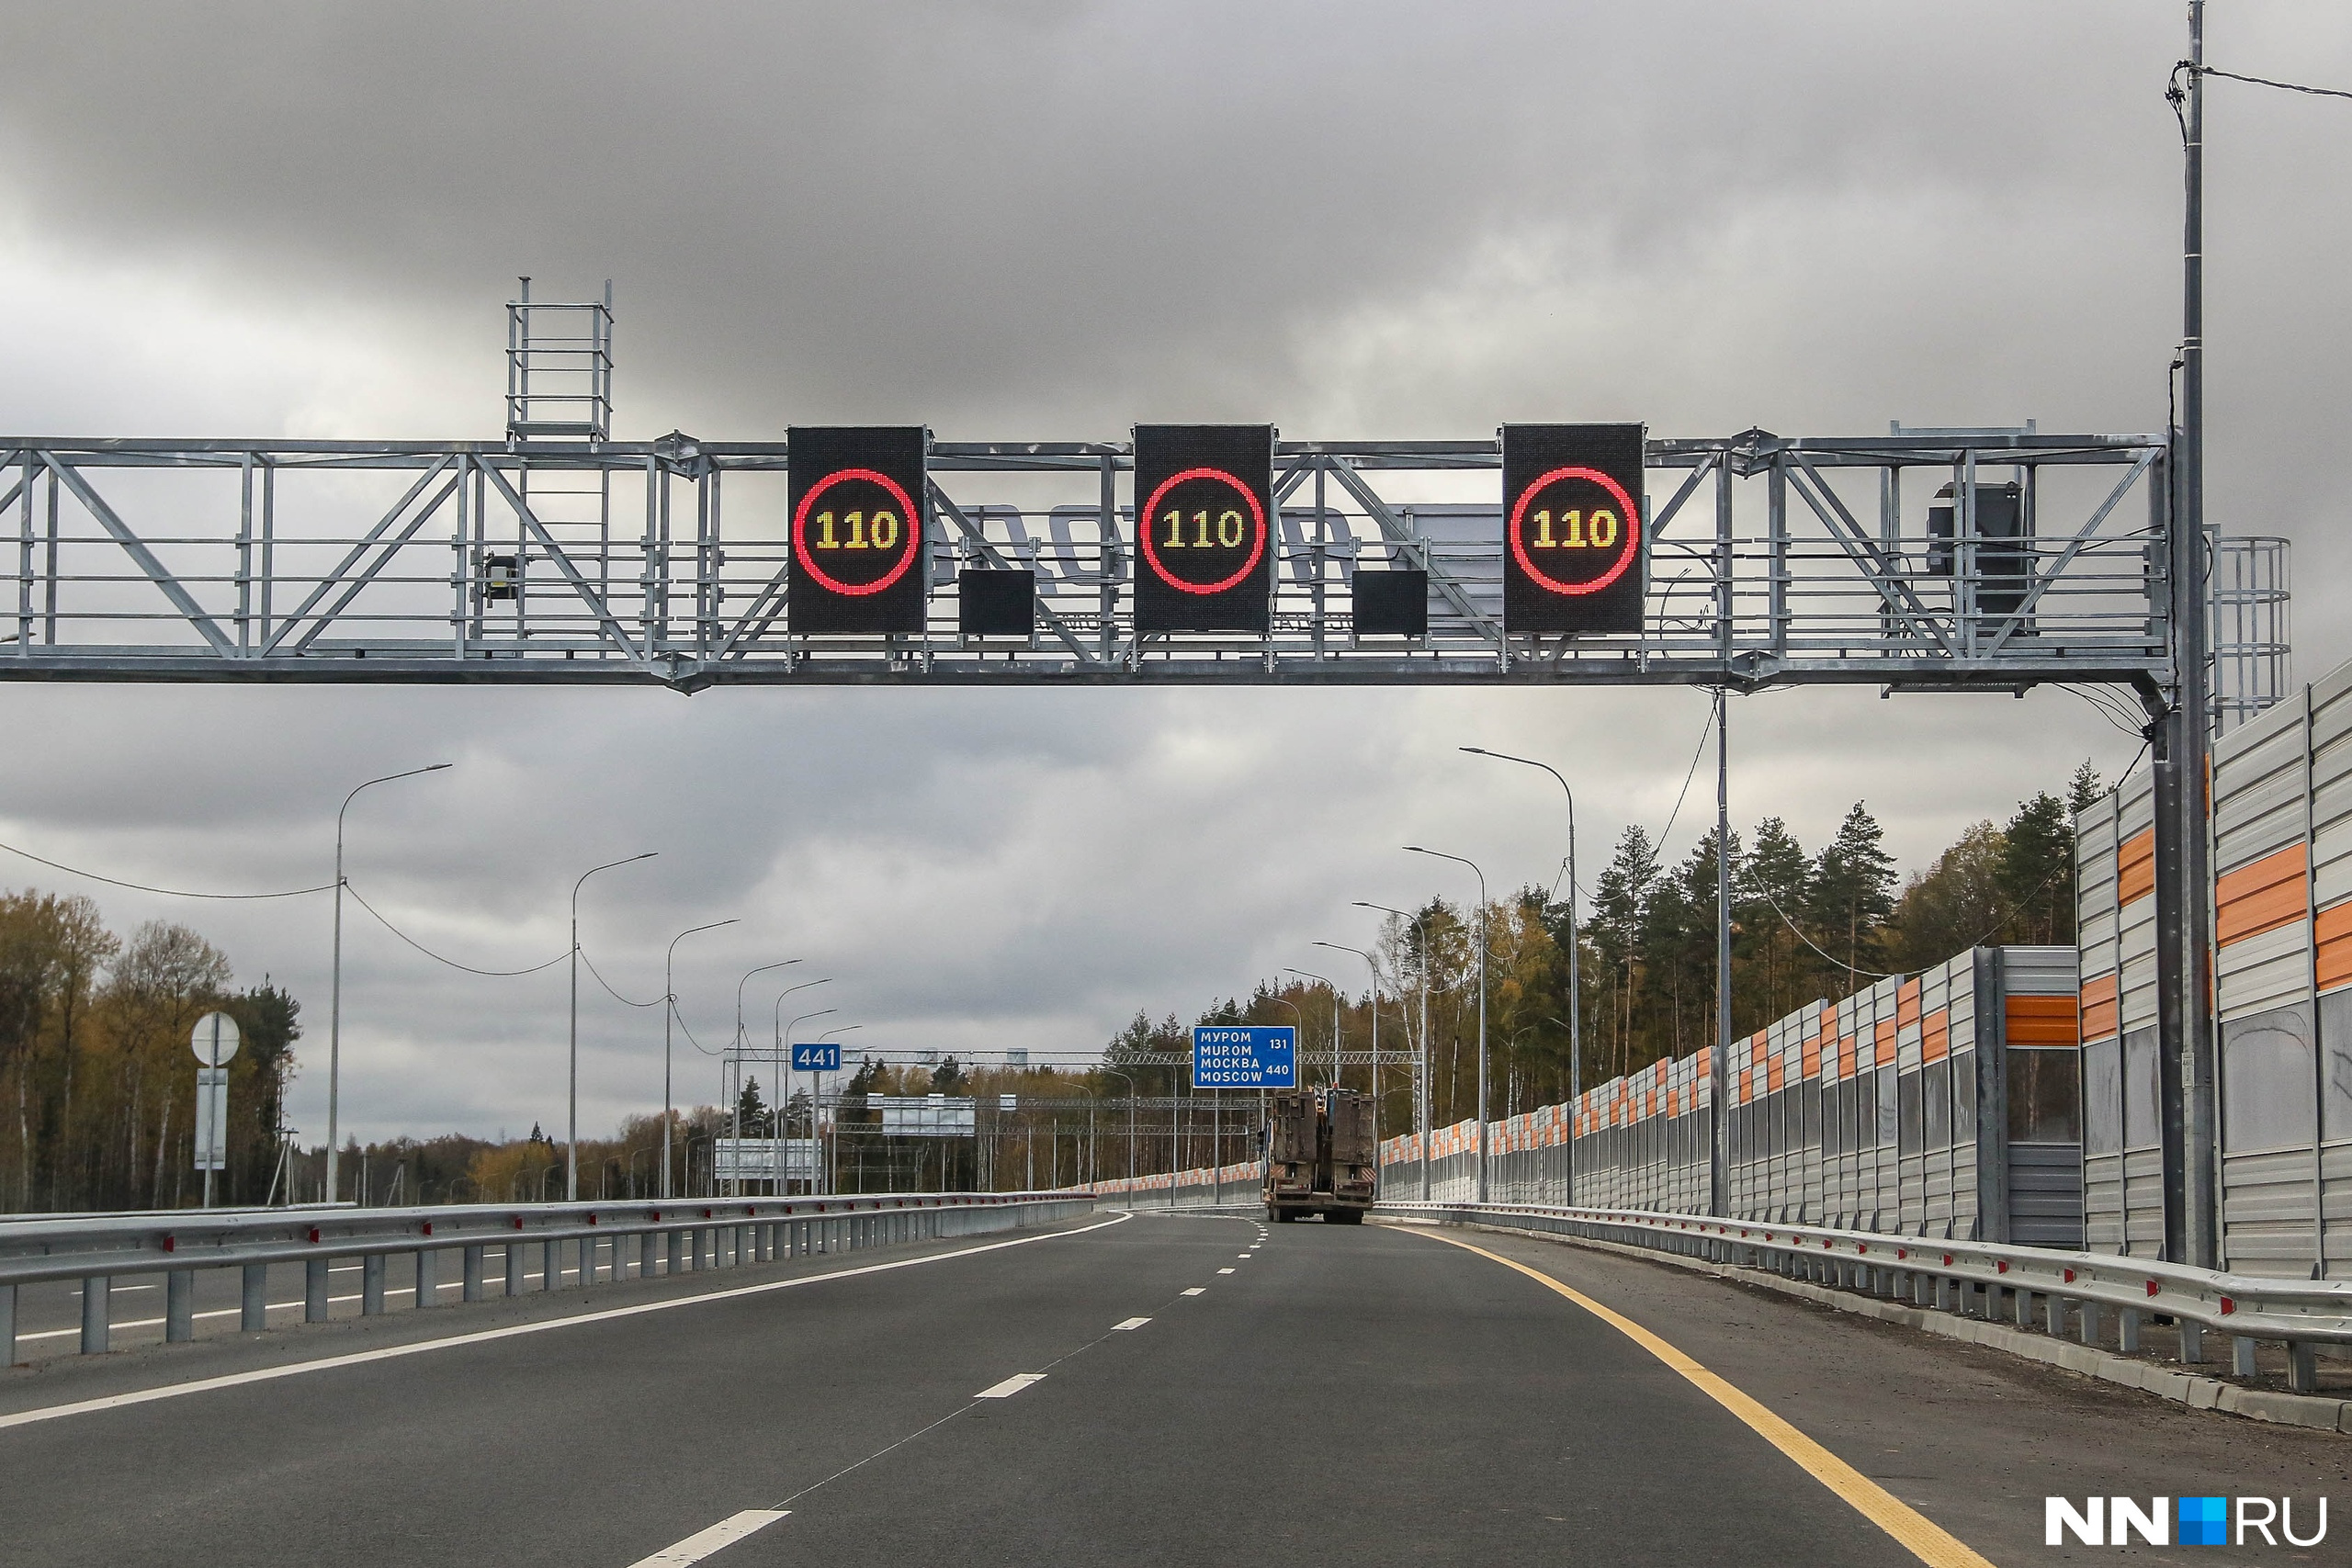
{"left": 1378, "top": 1215, "right": 2352, "bottom": 1438}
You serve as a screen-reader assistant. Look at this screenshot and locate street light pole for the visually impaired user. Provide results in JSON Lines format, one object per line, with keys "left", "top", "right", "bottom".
{"left": 1407, "top": 846, "right": 1487, "bottom": 1203}
{"left": 324, "top": 761, "right": 451, "bottom": 1206}
{"left": 1355, "top": 900, "right": 1432, "bottom": 1201}
{"left": 1461, "top": 746, "right": 1582, "bottom": 1202}
{"left": 724, "top": 959, "right": 801, "bottom": 1197}
{"left": 662, "top": 918, "right": 737, "bottom": 1201}
{"left": 1098, "top": 1066, "right": 1138, "bottom": 1189}
{"left": 571, "top": 851, "right": 657, "bottom": 1201}
{"left": 1314, "top": 941, "right": 1382, "bottom": 1095}
{"left": 813, "top": 1023, "right": 860, "bottom": 1195}
{"left": 773, "top": 978, "right": 831, "bottom": 1194}
{"left": 1284, "top": 966, "right": 1340, "bottom": 1088}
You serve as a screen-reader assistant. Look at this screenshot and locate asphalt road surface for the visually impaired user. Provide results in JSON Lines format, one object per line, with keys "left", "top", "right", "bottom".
{"left": 3, "top": 1210, "right": 2346, "bottom": 1567}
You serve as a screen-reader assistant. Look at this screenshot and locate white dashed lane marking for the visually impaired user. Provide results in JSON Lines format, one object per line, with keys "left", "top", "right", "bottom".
{"left": 1182, "top": 1287, "right": 1205, "bottom": 1296}
{"left": 626, "top": 1511, "right": 789, "bottom": 1566}
{"left": 975, "top": 1373, "right": 1047, "bottom": 1399}
{"left": 1217, "top": 1269, "right": 1234, "bottom": 1275}
{"left": 1112, "top": 1317, "right": 1151, "bottom": 1331}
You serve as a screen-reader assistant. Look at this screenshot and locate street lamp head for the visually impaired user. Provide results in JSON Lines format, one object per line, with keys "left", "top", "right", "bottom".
{"left": 1403, "top": 845, "right": 1425, "bottom": 854}
{"left": 1458, "top": 747, "right": 1487, "bottom": 756}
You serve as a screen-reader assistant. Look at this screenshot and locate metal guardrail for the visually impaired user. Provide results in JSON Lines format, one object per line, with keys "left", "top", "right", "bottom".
{"left": 0, "top": 1191, "right": 1096, "bottom": 1364}
{"left": 1382, "top": 1201, "right": 2352, "bottom": 1394}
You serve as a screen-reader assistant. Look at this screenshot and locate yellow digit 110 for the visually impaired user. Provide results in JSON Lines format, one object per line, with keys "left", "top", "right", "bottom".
{"left": 1160, "top": 509, "right": 1247, "bottom": 549}
{"left": 811, "top": 510, "right": 901, "bottom": 550}
{"left": 1530, "top": 508, "right": 1620, "bottom": 549}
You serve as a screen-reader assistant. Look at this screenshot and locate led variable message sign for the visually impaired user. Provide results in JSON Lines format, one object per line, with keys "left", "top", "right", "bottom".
{"left": 1192, "top": 1024, "right": 1296, "bottom": 1089}
{"left": 1500, "top": 423, "right": 1646, "bottom": 635}
{"left": 1133, "top": 424, "right": 1275, "bottom": 635}
{"left": 788, "top": 426, "right": 928, "bottom": 635}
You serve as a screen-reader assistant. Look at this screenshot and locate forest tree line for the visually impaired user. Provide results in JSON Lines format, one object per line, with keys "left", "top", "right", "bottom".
{"left": 0, "top": 891, "right": 299, "bottom": 1213}
{"left": 1109, "top": 764, "right": 2104, "bottom": 1141}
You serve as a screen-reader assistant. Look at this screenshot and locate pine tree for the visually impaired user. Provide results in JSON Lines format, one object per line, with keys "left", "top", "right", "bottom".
{"left": 1809, "top": 803, "right": 1897, "bottom": 994}
{"left": 2066, "top": 759, "right": 2104, "bottom": 818}
{"left": 1738, "top": 817, "right": 1814, "bottom": 1020}
{"left": 1997, "top": 791, "right": 2075, "bottom": 944}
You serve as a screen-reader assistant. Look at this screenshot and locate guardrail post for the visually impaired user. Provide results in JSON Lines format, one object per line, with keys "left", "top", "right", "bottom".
{"left": 414, "top": 1247, "right": 436, "bottom": 1308}
{"left": 362, "top": 1253, "right": 386, "bottom": 1315}
{"left": 0, "top": 1282, "right": 14, "bottom": 1366}
{"left": 504, "top": 1242, "right": 523, "bottom": 1297}
{"left": 2119, "top": 1306, "right": 2143, "bottom": 1353}
{"left": 540, "top": 1238, "right": 557, "bottom": 1291}
{"left": 463, "top": 1246, "right": 485, "bottom": 1303}
{"left": 2043, "top": 1295, "right": 2064, "bottom": 1336}
{"left": 165, "top": 1269, "right": 194, "bottom": 1341}
{"left": 80, "top": 1275, "right": 107, "bottom": 1353}
{"left": 578, "top": 1235, "right": 594, "bottom": 1289}
{"left": 2231, "top": 1336, "right": 2258, "bottom": 1377}
{"left": 2289, "top": 1340, "right": 2318, "bottom": 1393}
{"left": 2078, "top": 1301, "right": 2101, "bottom": 1345}
{"left": 668, "top": 1229, "right": 684, "bottom": 1275}
{"left": 2178, "top": 1319, "right": 2207, "bottom": 1363}
{"left": 2013, "top": 1289, "right": 2032, "bottom": 1328}
{"left": 242, "top": 1263, "right": 267, "bottom": 1330}
{"left": 304, "top": 1258, "right": 328, "bottom": 1323}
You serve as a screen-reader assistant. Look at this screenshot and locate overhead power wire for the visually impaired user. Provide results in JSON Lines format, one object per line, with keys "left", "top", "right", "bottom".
{"left": 342, "top": 881, "right": 568, "bottom": 976}
{"left": 2193, "top": 63, "right": 2352, "bottom": 102}
{"left": 1652, "top": 697, "right": 1716, "bottom": 860}
{"left": 0, "top": 839, "right": 335, "bottom": 900}
{"left": 1747, "top": 850, "right": 2078, "bottom": 991}
{"left": 673, "top": 998, "right": 723, "bottom": 1056}
{"left": 579, "top": 948, "right": 662, "bottom": 1009}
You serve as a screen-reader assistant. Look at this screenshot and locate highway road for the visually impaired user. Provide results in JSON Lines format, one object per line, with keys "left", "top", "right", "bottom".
{"left": 3, "top": 1209, "right": 2346, "bottom": 1567}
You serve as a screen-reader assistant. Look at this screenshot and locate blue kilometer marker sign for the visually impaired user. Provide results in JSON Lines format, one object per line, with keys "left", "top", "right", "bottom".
{"left": 1192, "top": 1025, "right": 1296, "bottom": 1089}
{"left": 791, "top": 1043, "right": 842, "bottom": 1072}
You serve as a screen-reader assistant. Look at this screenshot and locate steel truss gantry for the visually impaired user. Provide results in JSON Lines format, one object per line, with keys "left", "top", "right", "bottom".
{"left": 3, "top": 426, "right": 2169, "bottom": 694}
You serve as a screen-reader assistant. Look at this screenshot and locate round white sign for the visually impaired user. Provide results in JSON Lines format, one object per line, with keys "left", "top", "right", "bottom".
{"left": 190, "top": 1010, "right": 242, "bottom": 1066}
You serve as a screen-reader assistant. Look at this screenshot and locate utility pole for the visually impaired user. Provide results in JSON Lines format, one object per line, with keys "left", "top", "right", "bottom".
{"left": 2156, "top": 1, "right": 2220, "bottom": 1268}
{"left": 1710, "top": 690, "right": 1731, "bottom": 1218}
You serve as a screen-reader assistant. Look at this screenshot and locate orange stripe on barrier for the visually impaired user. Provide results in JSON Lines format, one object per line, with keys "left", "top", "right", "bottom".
{"left": 2319, "top": 902, "right": 2352, "bottom": 993}
{"left": 2216, "top": 841, "right": 2308, "bottom": 947}
{"left": 2006, "top": 994, "right": 2080, "bottom": 1046}
{"left": 2118, "top": 827, "right": 2155, "bottom": 906}
{"left": 2077, "top": 972, "right": 2119, "bottom": 1043}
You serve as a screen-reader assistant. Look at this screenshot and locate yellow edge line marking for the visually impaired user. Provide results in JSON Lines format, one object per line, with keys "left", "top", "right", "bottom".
{"left": 1409, "top": 1229, "right": 1996, "bottom": 1568}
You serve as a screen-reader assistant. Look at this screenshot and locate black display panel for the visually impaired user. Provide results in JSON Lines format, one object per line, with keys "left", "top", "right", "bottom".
{"left": 788, "top": 426, "right": 927, "bottom": 635}
{"left": 1500, "top": 423, "right": 1646, "bottom": 635}
{"left": 1133, "top": 424, "right": 1275, "bottom": 635}
{"left": 957, "top": 568, "right": 1035, "bottom": 638}
{"left": 1353, "top": 570, "right": 1429, "bottom": 637}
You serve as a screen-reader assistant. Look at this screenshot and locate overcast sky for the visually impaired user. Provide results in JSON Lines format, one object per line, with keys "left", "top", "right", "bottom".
{"left": 2, "top": 3, "right": 2346, "bottom": 1145}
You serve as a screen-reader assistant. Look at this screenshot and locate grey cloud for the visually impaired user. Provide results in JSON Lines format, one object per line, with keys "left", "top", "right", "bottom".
{"left": 0, "top": 3, "right": 2334, "bottom": 1141}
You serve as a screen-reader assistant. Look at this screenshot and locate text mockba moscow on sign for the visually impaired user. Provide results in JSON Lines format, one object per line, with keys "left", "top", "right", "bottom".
{"left": 1133, "top": 424, "right": 1276, "bottom": 635}
{"left": 1500, "top": 423, "right": 1646, "bottom": 635}
{"left": 1192, "top": 1025, "right": 1296, "bottom": 1089}
{"left": 788, "top": 425, "right": 928, "bottom": 636}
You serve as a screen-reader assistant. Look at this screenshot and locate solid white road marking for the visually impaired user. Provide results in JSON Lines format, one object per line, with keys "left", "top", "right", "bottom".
{"left": 1182, "top": 1287, "right": 1205, "bottom": 1296}
{"left": 0, "top": 1213, "right": 1132, "bottom": 1433}
{"left": 627, "top": 1510, "right": 789, "bottom": 1566}
{"left": 1112, "top": 1317, "right": 1151, "bottom": 1331}
{"left": 975, "top": 1372, "right": 1046, "bottom": 1399}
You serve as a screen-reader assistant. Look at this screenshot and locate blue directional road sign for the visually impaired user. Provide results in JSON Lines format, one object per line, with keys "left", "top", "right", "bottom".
{"left": 1191, "top": 1025, "right": 1295, "bottom": 1089}
{"left": 791, "top": 1042, "right": 842, "bottom": 1072}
